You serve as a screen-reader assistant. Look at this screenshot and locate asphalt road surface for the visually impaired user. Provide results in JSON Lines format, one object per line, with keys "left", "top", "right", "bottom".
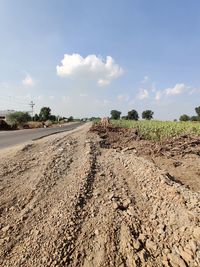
{"left": 0, "top": 122, "right": 84, "bottom": 149}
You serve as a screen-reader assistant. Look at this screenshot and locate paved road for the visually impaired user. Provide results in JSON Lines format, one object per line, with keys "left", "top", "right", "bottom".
{"left": 0, "top": 122, "right": 84, "bottom": 149}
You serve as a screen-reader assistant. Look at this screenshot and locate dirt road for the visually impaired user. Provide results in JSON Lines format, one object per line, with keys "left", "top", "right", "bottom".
{"left": 0, "top": 123, "right": 199, "bottom": 266}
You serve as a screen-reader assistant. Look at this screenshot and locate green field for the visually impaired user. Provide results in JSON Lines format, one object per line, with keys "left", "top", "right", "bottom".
{"left": 111, "top": 120, "right": 200, "bottom": 141}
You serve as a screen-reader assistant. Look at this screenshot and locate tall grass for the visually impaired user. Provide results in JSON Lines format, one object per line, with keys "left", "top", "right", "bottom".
{"left": 111, "top": 120, "right": 200, "bottom": 141}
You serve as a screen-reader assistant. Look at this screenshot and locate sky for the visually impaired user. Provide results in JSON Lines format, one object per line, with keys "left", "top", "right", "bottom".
{"left": 0, "top": 0, "right": 200, "bottom": 120}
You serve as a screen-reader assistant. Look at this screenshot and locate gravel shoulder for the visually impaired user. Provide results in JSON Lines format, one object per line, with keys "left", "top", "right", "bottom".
{"left": 0, "top": 123, "right": 199, "bottom": 267}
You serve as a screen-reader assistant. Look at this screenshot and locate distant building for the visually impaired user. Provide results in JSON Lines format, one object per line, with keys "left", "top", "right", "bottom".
{"left": 0, "top": 110, "right": 15, "bottom": 121}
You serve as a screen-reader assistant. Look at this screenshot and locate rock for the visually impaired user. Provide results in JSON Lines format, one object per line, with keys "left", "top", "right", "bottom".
{"left": 188, "top": 240, "right": 197, "bottom": 253}
{"left": 167, "top": 253, "right": 187, "bottom": 267}
{"left": 133, "top": 240, "right": 141, "bottom": 250}
{"left": 126, "top": 206, "right": 134, "bottom": 216}
{"left": 123, "top": 199, "right": 131, "bottom": 209}
{"left": 138, "top": 233, "right": 146, "bottom": 242}
{"left": 2, "top": 225, "right": 10, "bottom": 233}
{"left": 146, "top": 239, "right": 157, "bottom": 251}
{"left": 193, "top": 227, "right": 200, "bottom": 239}
{"left": 94, "top": 229, "right": 99, "bottom": 236}
{"left": 112, "top": 202, "right": 119, "bottom": 210}
{"left": 178, "top": 247, "right": 192, "bottom": 263}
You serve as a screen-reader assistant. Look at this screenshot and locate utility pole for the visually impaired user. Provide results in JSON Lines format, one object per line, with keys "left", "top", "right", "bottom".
{"left": 29, "top": 101, "right": 35, "bottom": 118}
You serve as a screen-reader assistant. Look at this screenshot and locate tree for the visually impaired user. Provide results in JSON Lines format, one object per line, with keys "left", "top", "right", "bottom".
{"left": 68, "top": 116, "right": 74, "bottom": 122}
{"left": 195, "top": 106, "right": 200, "bottom": 117}
{"left": 127, "top": 110, "right": 139, "bottom": 120}
{"left": 190, "top": 116, "right": 199, "bottom": 122}
{"left": 49, "top": 115, "right": 57, "bottom": 121}
{"left": 33, "top": 114, "right": 39, "bottom": 121}
{"left": 6, "top": 112, "right": 31, "bottom": 126}
{"left": 39, "top": 107, "right": 51, "bottom": 121}
{"left": 179, "top": 114, "right": 190, "bottom": 121}
{"left": 110, "top": 110, "right": 121, "bottom": 120}
{"left": 142, "top": 110, "right": 154, "bottom": 120}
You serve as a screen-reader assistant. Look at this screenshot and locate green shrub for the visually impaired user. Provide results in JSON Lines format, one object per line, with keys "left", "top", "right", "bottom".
{"left": 6, "top": 112, "right": 31, "bottom": 127}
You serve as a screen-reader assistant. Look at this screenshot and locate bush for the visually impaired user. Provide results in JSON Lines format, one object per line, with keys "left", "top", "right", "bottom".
{"left": 6, "top": 112, "right": 31, "bottom": 126}
{"left": 179, "top": 114, "right": 190, "bottom": 122}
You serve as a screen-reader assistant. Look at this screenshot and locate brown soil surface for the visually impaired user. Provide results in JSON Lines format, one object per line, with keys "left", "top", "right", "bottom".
{"left": 91, "top": 124, "right": 200, "bottom": 192}
{"left": 0, "top": 123, "right": 200, "bottom": 267}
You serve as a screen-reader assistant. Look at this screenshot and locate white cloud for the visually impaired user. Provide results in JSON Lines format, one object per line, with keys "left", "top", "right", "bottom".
{"left": 137, "top": 88, "right": 149, "bottom": 100}
{"left": 117, "top": 94, "right": 129, "bottom": 103}
{"left": 22, "top": 74, "right": 34, "bottom": 87}
{"left": 165, "top": 83, "right": 188, "bottom": 95}
{"left": 56, "top": 54, "right": 123, "bottom": 86}
{"left": 155, "top": 91, "right": 162, "bottom": 101}
{"left": 189, "top": 87, "right": 200, "bottom": 95}
{"left": 142, "top": 75, "right": 149, "bottom": 83}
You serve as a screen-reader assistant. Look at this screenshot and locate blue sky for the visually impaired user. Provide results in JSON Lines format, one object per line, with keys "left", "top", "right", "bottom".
{"left": 0, "top": 0, "right": 200, "bottom": 120}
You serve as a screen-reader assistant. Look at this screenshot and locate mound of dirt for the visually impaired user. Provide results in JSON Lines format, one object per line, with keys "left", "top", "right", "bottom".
{"left": 91, "top": 124, "right": 200, "bottom": 192}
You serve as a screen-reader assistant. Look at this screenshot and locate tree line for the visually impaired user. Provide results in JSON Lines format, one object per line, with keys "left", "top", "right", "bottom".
{"left": 179, "top": 106, "right": 200, "bottom": 122}
{"left": 110, "top": 109, "right": 154, "bottom": 120}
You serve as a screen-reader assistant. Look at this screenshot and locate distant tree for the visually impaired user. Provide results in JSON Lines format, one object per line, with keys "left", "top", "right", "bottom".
{"left": 190, "top": 116, "right": 199, "bottom": 122}
{"left": 110, "top": 110, "right": 121, "bottom": 120}
{"left": 68, "top": 116, "right": 74, "bottom": 122}
{"left": 6, "top": 112, "right": 31, "bottom": 126}
{"left": 39, "top": 107, "right": 51, "bottom": 121}
{"left": 142, "top": 110, "right": 154, "bottom": 120}
{"left": 127, "top": 110, "right": 139, "bottom": 120}
{"left": 33, "top": 114, "right": 39, "bottom": 121}
{"left": 179, "top": 114, "right": 190, "bottom": 122}
{"left": 174, "top": 119, "right": 177, "bottom": 122}
{"left": 195, "top": 106, "right": 200, "bottom": 117}
{"left": 49, "top": 115, "right": 57, "bottom": 121}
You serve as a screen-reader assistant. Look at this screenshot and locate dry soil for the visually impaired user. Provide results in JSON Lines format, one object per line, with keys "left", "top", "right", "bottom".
{"left": 0, "top": 123, "right": 199, "bottom": 267}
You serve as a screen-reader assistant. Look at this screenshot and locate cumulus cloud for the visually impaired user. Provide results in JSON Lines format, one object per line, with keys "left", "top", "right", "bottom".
{"left": 137, "top": 88, "right": 149, "bottom": 100}
{"left": 22, "top": 74, "right": 34, "bottom": 87}
{"left": 165, "top": 83, "right": 188, "bottom": 95}
{"left": 56, "top": 54, "right": 123, "bottom": 86}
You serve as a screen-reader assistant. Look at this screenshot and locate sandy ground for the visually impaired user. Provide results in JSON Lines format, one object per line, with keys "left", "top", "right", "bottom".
{"left": 0, "top": 123, "right": 200, "bottom": 267}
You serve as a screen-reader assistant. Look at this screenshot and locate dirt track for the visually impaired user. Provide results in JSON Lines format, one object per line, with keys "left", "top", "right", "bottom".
{"left": 0, "top": 123, "right": 200, "bottom": 267}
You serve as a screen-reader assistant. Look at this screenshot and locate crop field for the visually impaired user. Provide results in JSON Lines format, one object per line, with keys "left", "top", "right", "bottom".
{"left": 111, "top": 119, "right": 200, "bottom": 141}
